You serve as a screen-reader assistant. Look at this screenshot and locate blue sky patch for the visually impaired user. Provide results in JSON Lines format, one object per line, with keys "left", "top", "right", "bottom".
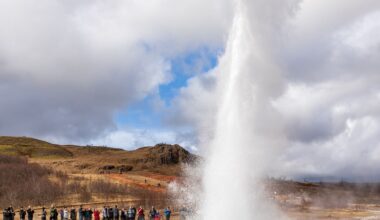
{"left": 159, "top": 47, "right": 219, "bottom": 106}
{"left": 115, "top": 47, "right": 220, "bottom": 128}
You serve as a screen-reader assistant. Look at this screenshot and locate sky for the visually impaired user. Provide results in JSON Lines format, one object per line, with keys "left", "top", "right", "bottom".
{"left": 1, "top": 0, "right": 380, "bottom": 180}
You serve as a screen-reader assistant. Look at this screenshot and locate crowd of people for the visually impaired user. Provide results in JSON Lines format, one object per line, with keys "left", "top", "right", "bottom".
{"left": 2, "top": 205, "right": 173, "bottom": 220}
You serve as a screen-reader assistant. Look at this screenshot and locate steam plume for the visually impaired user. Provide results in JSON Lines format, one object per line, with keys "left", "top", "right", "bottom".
{"left": 197, "top": 0, "right": 298, "bottom": 219}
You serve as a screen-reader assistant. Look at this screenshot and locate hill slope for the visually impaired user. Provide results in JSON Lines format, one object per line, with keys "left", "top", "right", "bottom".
{"left": 0, "top": 136, "right": 197, "bottom": 176}
{"left": 0, "top": 136, "right": 73, "bottom": 158}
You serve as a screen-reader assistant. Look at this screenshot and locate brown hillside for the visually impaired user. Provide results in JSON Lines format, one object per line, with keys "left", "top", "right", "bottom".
{"left": 0, "top": 136, "right": 73, "bottom": 158}
{"left": 0, "top": 136, "right": 197, "bottom": 176}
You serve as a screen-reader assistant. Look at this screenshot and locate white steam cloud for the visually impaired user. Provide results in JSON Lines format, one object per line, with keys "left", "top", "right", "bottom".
{"left": 172, "top": 0, "right": 380, "bottom": 181}
{"left": 179, "top": 0, "right": 299, "bottom": 219}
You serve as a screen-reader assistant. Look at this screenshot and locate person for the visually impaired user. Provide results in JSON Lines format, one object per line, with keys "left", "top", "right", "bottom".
{"left": 93, "top": 209, "right": 100, "bottom": 220}
{"left": 3, "top": 207, "right": 10, "bottom": 220}
{"left": 108, "top": 207, "right": 113, "bottom": 220}
{"left": 78, "top": 206, "right": 83, "bottom": 220}
{"left": 60, "top": 209, "right": 64, "bottom": 220}
{"left": 9, "top": 206, "right": 15, "bottom": 220}
{"left": 113, "top": 206, "right": 119, "bottom": 220}
{"left": 137, "top": 206, "right": 144, "bottom": 220}
{"left": 88, "top": 209, "right": 93, "bottom": 220}
{"left": 148, "top": 207, "right": 156, "bottom": 220}
{"left": 84, "top": 209, "right": 90, "bottom": 220}
{"left": 54, "top": 206, "right": 58, "bottom": 220}
{"left": 102, "top": 206, "right": 108, "bottom": 220}
{"left": 120, "top": 208, "right": 126, "bottom": 220}
{"left": 153, "top": 211, "right": 160, "bottom": 220}
{"left": 20, "top": 207, "right": 27, "bottom": 220}
{"left": 126, "top": 207, "right": 133, "bottom": 220}
{"left": 63, "top": 207, "right": 69, "bottom": 220}
{"left": 41, "top": 207, "right": 47, "bottom": 220}
{"left": 27, "top": 206, "right": 35, "bottom": 220}
{"left": 131, "top": 207, "right": 136, "bottom": 220}
{"left": 70, "top": 208, "right": 76, "bottom": 220}
{"left": 163, "top": 207, "right": 171, "bottom": 220}
{"left": 50, "top": 205, "right": 58, "bottom": 220}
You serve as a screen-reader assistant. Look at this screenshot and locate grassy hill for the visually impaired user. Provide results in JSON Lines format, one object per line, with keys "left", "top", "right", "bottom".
{"left": 0, "top": 136, "right": 198, "bottom": 209}
{"left": 0, "top": 136, "right": 197, "bottom": 175}
{"left": 0, "top": 136, "right": 73, "bottom": 158}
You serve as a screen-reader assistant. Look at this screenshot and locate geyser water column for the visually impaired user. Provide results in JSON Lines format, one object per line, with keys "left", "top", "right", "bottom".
{"left": 201, "top": 0, "right": 287, "bottom": 219}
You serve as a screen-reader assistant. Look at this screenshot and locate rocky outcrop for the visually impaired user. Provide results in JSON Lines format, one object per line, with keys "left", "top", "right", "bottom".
{"left": 98, "top": 165, "right": 133, "bottom": 173}
{"left": 135, "top": 144, "right": 197, "bottom": 166}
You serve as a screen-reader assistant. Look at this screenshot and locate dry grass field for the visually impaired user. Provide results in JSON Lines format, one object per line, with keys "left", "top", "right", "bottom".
{"left": 0, "top": 136, "right": 189, "bottom": 214}
{"left": 3, "top": 136, "right": 380, "bottom": 219}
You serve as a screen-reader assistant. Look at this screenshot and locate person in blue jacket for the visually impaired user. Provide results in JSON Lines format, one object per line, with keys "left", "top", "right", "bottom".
{"left": 163, "top": 207, "right": 171, "bottom": 220}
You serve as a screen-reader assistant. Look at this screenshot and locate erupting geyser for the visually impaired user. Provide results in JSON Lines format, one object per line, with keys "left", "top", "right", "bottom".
{"left": 200, "top": 0, "right": 288, "bottom": 219}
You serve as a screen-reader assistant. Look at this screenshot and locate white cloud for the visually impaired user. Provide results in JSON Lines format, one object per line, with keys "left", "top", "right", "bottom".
{"left": 0, "top": 0, "right": 233, "bottom": 142}
{"left": 86, "top": 127, "right": 197, "bottom": 151}
{"left": 279, "top": 116, "right": 380, "bottom": 180}
{"left": 1, "top": 0, "right": 380, "bottom": 179}
{"left": 89, "top": 129, "right": 176, "bottom": 149}
{"left": 171, "top": 0, "right": 380, "bottom": 179}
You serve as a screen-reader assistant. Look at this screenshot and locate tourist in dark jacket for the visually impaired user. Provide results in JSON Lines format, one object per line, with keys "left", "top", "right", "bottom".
{"left": 148, "top": 207, "right": 156, "bottom": 220}
{"left": 3, "top": 208, "right": 10, "bottom": 220}
{"left": 50, "top": 205, "right": 58, "bottom": 220}
{"left": 20, "top": 207, "right": 27, "bottom": 220}
{"left": 78, "top": 206, "right": 83, "bottom": 220}
{"left": 108, "top": 208, "right": 113, "bottom": 220}
{"left": 89, "top": 209, "right": 93, "bottom": 220}
{"left": 41, "top": 207, "right": 47, "bottom": 220}
{"left": 120, "top": 208, "right": 126, "bottom": 220}
{"left": 9, "top": 206, "right": 15, "bottom": 220}
{"left": 84, "top": 209, "right": 90, "bottom": 220}
{"left": 70, "top": 208, "right": 76, "bottom": 220}
{"left": 132, "top": 207, "right": 136, "bottom": 220}
{"left": 27, "top": 206, "right": 35, "bottom": 220}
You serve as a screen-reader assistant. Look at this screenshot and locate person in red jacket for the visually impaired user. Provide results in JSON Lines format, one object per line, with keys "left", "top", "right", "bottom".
{"left": 93, "top": 209, "right": 100, "bottom": 220}
{"left": 137, "top": 206, "right": 144, "bottom": 220}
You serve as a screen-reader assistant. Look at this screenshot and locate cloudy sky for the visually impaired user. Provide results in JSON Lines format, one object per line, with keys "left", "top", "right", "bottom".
{"left": 1, "top": 0, "right": 380, "bottom": 180}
